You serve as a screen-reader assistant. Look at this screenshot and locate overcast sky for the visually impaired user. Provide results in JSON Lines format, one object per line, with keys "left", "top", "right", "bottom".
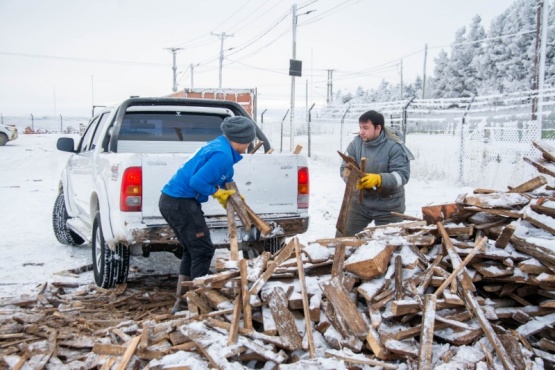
{"left": 0, "top": 0, "right": 517, "bottom": 117}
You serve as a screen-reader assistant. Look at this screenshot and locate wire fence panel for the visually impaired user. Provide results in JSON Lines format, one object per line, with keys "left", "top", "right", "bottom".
{"left": 261, "top": 88, "right": 555, "bottom": 189}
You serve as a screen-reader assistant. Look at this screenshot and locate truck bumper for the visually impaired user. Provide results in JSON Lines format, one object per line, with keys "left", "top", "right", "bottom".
{"left": 129, "top": 213, "right": 309, "bottom": 255}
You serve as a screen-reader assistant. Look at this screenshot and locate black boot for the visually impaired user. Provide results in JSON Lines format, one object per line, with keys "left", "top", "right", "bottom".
{"left": 171, "top": 274, "right": 190, "bottom": 314}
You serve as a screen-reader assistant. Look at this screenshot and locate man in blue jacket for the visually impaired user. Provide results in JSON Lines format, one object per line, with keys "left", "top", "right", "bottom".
{"left": 338, "top": 110, "right": 412, "bottom": 237}
{"left": 159, "top": 116, "right": 255, "bottom": 313}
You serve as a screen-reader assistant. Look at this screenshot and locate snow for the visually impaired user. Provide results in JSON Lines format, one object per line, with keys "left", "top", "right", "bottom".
{"left": 0, "top": 134, "right": 553, "bottom": 369}
{"left": 0, "top": 132, "right": 550, "bottom": 303}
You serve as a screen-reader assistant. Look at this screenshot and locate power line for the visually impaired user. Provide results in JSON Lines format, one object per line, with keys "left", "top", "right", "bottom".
{"left": 0, "top": 51, "right": 167, "bottom": 67}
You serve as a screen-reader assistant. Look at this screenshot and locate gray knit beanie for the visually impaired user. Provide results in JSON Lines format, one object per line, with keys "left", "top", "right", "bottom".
{"left": 221, "top": 116, "right": 256, "bottom": 144}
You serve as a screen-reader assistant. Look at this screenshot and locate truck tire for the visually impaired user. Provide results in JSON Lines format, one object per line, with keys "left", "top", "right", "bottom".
{"left": 52, "top": 192, "right": 85, "bottom": 245}
{"left": 0, "top": 133, "right": 8, "bottom": 146}
{"left": 263, "top": 237, "right": 287, "bottom": 254}
{"left": 92, "top": 213, "right": 129, "bottom": 288}
{"left": 249, "top": 236, "right": 286, "bottom": 256}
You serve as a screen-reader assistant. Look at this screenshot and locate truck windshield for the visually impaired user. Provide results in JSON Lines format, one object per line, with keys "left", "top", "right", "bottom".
{"left": 119, "top": 112, "right": 225, "bottom": 142}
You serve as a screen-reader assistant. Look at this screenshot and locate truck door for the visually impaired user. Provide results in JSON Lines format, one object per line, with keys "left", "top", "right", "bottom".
{"left": 67, "top": 113, "right": 110, "bottom": 223}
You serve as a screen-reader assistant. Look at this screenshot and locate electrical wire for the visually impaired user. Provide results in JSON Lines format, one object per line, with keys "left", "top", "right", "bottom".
{"left": 0, "top": 51, "right": 167, "bottom": 67}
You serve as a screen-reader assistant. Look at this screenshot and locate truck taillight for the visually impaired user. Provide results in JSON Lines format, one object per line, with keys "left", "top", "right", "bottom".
{"left": 120, "top": 167, "right": 142, "bottom": 212}
{"left": 298, "top": 166, "right": 309, "bottom": 209}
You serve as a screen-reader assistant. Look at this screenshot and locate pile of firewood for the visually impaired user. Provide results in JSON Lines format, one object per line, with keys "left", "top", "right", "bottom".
{"left": 1, "top": 141, "right": 555, "bottom": 369}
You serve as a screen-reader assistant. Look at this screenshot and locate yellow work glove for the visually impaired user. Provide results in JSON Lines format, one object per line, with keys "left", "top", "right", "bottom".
{"left": 356, "top": 173, "right": 382, "bottom": 190}
{"left": 212, "top": 188, "right": 236, "bottom": 208}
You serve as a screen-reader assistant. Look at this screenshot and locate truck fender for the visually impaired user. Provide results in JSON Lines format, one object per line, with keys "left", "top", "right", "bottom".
{"left": 93, "top": 175, "right": 116, "bottom": 250}
{"left": 59, "top": 167, "right": 78, "bottom": 218}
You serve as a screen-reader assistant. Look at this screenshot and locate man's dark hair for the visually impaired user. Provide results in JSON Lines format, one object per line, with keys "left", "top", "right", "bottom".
{"left": 359, "top": 110, "right": 384, "bottom": 128}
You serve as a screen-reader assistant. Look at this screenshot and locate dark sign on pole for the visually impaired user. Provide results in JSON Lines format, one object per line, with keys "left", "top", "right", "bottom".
{"left": 289, "top": 59, "right": 302, "bottom": 77}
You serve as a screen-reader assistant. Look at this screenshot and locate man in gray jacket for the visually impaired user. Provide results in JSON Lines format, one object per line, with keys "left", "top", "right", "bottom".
{"left": 337, "top": 110, "right": 412, "bottom": 236}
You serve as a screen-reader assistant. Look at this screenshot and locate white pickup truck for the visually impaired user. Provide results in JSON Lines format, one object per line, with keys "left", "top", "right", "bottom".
{"left": 0, "top": 123, "right": 18, "bottom": 146}
{"left": 53, "top": 97, "right": 310, "bottom": 288}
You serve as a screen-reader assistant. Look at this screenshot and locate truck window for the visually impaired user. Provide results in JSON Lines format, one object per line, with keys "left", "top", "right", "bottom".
{"left": 78, "top": 116, "right": 100, "bottom": 152}
{"left": 119, "top": 112, "right": 226, "bottom": 142}
{"left": 90, "top": 113, "right": 111, "bottom": 151}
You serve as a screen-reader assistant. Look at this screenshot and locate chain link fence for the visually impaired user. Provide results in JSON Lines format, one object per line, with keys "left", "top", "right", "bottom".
{"left": 260, "top": 88, "right": 555, "bottom": 189}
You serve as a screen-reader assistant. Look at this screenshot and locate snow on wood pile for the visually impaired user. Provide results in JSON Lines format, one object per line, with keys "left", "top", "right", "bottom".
{"left": 1, "top": 148, "right": 555, "bottom": 369}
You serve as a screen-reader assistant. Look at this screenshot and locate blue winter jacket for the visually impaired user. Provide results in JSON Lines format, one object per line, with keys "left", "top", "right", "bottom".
{"left": 162, "top": 136, "right": 243, "bottom": 202}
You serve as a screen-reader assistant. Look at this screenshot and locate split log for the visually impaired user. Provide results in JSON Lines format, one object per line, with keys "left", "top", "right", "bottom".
{"left": 115, "top": 336, "right": 141, "bottom": 370}
{"left": 531, "top": 201, "right": 555, "bottom": 218}
{"left": 325, "top": 349, "right": 398, "bottom": 369}
{"left": 345, "top": 244, "right": 396, "bottom": 280}
{"left": 508, "top": 175, "right": 547, "bottom": 193}
{"left": 225, "top": 182, "right": 251, "bottom": 231}
{"left": 249, "top": 141, "right": 264, "bottom": 154}
{"left": 336, "top": 169, "right": 360, "bottom": 234}
{"left": 524, "top": 157, "right": 555, "bottom": 178}
{"left": 523, "top": 207, "right": 555, "bottom": 235}
{"left": 294, "top": 238, "right": 315, "bottom": 358}
{"left": 421, "top": 203, "right": 466, "bottom": 224}
{"left": 239, "top": 259, "right": 252, "bottom": 331}
{"left": 434, "top": 236, "right": 486, "bottom": 297}
{"left": 267, "top": 286, "right": 302, "bottom": 350}
{"left": 320, "top": 276, "right": 368, "bottom": 337}
{"left": 461, "top": 193, "right": 530, "bottom": 209}
{"left": 458, "top": 286, "right": 516, "bottom": 370}
{"left": 417, "top": 294, "right": 436, "bottom": 370}
{"left": 249, "top": 238, "right": 295, "bottom": 295}
{"left": 532, "top": 140, "right": 555, "bottom": 162}
{"left": 227, "top": 294, "right": 242, "bottom": 345}
{"left": 358, "top": 157, "right": 367, "bottom": 203}
{"left": 226, "top": 202, "right": 239, "bottom": 261}
{"left": 437, "top": 222, "right": 475, "bottom": 292}
{"left": 495, "top": 224, "right": 516, "bottom": 248}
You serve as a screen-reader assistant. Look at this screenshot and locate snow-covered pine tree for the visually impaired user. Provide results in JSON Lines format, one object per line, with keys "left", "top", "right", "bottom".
{"left": 431, "top": 50, "right": 450, "bottom": 98}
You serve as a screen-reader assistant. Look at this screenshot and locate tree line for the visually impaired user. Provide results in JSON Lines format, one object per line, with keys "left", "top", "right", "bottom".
{"left": 335, "top": 0, "right": 555, "bottom": 104}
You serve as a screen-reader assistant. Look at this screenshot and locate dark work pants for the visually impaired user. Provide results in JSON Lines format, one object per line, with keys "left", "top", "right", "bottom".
{"left": 158, "top": 193, "right": 215, "bottom": 279}
{"left": 336, "top": 198, "right": 404, "bottom": 237}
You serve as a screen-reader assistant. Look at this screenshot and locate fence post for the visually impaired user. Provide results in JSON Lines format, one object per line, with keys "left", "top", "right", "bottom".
{"left": 340, "top": 104, "right": 351, "bottom": 152}
{"left": 280, "top": 109, "right": 289, "bottom": 153}
{"left": 308, "top": 103, "right": 315, "bottom": 158}
{"left": 260, "top": 109, "right": 267, "bottom": 132}
{"left": 31, "top": 114, "right": 34, "bottom": 132}
{"left": 459, "top": 96, "right": 475, "bottom": 185}
{"left": 402, "top": 97, "right": 416, "bottom": 143}
{"left": 60, "top": 115, "right": 63, "bottom": 132}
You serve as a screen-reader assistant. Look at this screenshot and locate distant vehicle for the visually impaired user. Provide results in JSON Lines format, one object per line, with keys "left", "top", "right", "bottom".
{"left": 53, "top": 97, "right": 310, "bottom": 288}
{"left": 0, "top": 123, "right": 18, "bottom": 146}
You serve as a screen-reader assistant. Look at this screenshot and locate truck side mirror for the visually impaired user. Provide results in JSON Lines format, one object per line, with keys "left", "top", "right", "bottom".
{"left": 57, "top": 137, "right": 76, "bottom": 153}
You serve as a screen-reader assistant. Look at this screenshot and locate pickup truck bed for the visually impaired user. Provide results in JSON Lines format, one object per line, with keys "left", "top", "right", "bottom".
{"left": 53, "top": 98, "right": 309, "bottom": 288}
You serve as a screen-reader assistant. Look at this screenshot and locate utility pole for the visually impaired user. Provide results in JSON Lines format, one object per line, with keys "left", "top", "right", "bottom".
{"left": 531, "top": 1, "right": 542, "bottom": 120}
{"left": 91, "top": 75, "right": 95, "bottom": 117}
{"left": 290, "top": 3, "right": 298, "bottom": 152}
{"left": 212, "top": 32, "right": 234, "bottom": 88}
{"left": 326, "top": 69, "right": 334, "bottom": 104}
{"left": 166, "top": 48, "right": 183, "bottom": 92}
{"left": 399, "top": 59, "right": 403, "bottom": 100}
{"left": 538, "top": 0, "right": 549, "bottom": 136}
{"left": 422, "top": 44, "right": 428, "bottom": 99}
{"left": 289, "top": 4, "right": 315, "bottom": 151}
{"left": 190, "top": 63, "right": 195, "bottom": 89}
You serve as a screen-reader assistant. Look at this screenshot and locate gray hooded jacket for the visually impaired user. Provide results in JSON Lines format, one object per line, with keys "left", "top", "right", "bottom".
{"left": 340, "top": 130, "right": 411, "bottom": 214}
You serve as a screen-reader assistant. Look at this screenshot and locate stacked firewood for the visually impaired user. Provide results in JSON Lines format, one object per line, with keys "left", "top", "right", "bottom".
{"left": 2, "top": 141, "right": 555, "bottom": 369}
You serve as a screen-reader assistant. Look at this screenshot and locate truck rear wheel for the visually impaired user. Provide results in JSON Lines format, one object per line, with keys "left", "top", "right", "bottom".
{"left": 92, "top": 213, "right": 129, "bottom": 288}
{"left": 248, "top": 236, "right": 286, "bottom": 257}
{"left": 52, "top": 192, "right": 85, "bottom": 245}
{"left": 263, "top": 237, "right": 287, "bottom": 254}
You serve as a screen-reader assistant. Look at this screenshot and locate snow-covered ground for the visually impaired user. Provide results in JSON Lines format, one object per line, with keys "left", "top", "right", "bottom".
{"left": 0, "top": 133, "right": 477, "bottom": 299}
